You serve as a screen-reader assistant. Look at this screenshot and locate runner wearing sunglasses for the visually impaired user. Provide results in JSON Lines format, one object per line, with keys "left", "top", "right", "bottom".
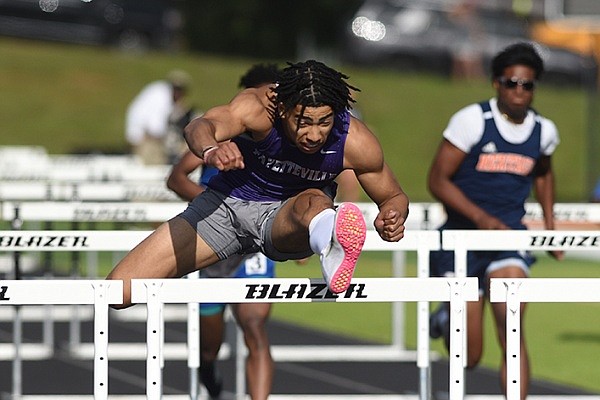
{"left": 497, "top": 76, "right": 536, "bottom": 91}
{"left": 427, "top": 42, "right": 564, "bottom": 400}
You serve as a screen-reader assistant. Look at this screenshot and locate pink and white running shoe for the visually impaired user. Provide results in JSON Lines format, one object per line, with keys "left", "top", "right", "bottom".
{"left": 320, "top": 202, "right": 367, "bottom": 294}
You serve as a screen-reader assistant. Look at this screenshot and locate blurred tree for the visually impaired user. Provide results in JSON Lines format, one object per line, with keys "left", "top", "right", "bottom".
{"left": 180, "top": 0, "right": 362, "bottom": 59}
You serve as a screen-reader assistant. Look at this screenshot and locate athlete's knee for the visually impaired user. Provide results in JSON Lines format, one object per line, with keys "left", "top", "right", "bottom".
{"left": 241, "top": 318, "right": 268, "bottom": 345}
{"left": 241, "top": 316, "right": 266, "bottom": 335}
{"left": 292, "top": 189, "right": 334, "bottom": 223}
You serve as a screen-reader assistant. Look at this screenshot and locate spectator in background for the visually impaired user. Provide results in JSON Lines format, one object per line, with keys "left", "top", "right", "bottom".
{"left": 125, "top": 69, "right": 195, "bottom": 165}
{"left": 449, "top": 0, "right": 485, "bottom": 81}
{"left": 167, "top": 64, "right": 281, "bottom": 400}
{"left": 427, "top": 42, "right": 563, "bottom": 400}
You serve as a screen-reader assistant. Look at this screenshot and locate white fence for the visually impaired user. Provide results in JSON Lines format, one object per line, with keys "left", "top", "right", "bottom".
{"left": 0, "top": 148, "right": 183, "bottom": 201}
{"left": 0, "top": 201, "right": 432, "bottom": 228}
{"left": 0, "top": 181, "right": 181, "bottom": 202}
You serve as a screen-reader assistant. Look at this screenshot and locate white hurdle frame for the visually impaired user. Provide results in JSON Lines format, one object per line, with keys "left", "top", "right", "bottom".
{"left": 491, "top": 278, "right": 600, "bottom": 400}
{"left": 131, "top": 276, "right": 479, "bottom": 400}
{"left": 0, "top": 201, "right": 441, "bottom": 364}
{"left": 0, "top": 231, "right": 148, "bottom": 399}
{"left": 0, "top": 279, "right": 123, "bottom": 399}
{"left": 444, "top": 229, "right": 600, "bottom": 400}
{"left": 0, "top": 229, "right": 442, "bottom": 400}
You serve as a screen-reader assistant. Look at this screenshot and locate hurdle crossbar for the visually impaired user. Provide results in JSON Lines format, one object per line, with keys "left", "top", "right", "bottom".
{"left": 0, "top": 201, "right": 436, "bottom": 229}
{"left": 0, "top": 181, "right": 180, "bottom": 201}
{"left": 442, "top": 229, "right": 600, "bottom": 252}
{"left": 0, "top": 201, "right": 187, "bottom": 223}
{"left": 0, "top": 151, "right": 173, "bottom": 183}
{"left": 131, "top": 277, "right": 479, "bottom": 400}
{"left": 444, "top": 230, "right": 600, "bottom": 400}
{"left": 0, "top": 230, "right": 152, "bottom": 251}
{"left": 442, "top": 229, "right": 600, "bottom": 278}
{"left": 2, "top": 199, "right": 600, "bottom": 229}
{"left": 0, "top": 280, "right": 123, "bottom": 399}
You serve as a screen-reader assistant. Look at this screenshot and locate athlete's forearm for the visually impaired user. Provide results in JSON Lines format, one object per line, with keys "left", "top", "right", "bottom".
{"left": 534, "top": 171, "right": 556, "bottom": 230}
{"left": 184, "top": 117, "right": 219, "bottom": 159}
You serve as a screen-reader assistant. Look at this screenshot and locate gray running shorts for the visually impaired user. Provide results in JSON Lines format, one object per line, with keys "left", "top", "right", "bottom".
{"left": 178, "top": 188, "right": 314, "bottom": 262}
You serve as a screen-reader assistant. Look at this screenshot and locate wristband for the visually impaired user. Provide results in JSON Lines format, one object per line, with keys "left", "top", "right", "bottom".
{"left": 200, "top": 145, "right": 217, "bottom": 160}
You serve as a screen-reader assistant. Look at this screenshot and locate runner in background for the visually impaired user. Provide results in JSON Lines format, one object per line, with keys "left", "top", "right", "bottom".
{"left": 167, "top": 64, "right": 281, "bottom": 399}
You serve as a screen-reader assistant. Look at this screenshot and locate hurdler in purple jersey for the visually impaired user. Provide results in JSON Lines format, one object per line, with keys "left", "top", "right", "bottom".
{"left": 208, "top": 111, "right": 349, "bottom": 201}
{"left": 107, "top": 59, "right": 409, "bottom": 307}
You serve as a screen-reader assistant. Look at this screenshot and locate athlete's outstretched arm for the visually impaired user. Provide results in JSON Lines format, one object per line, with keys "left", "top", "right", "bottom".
{"left": 345, "top": 118, "right": 409, "bottom": 242}
{"left": 184, "top": 87, "right": 273, "bottom": 171}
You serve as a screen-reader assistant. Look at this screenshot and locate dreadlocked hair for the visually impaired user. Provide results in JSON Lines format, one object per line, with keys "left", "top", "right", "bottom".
{"left": 272, "top": 60, "right": 359, "bottom": 114}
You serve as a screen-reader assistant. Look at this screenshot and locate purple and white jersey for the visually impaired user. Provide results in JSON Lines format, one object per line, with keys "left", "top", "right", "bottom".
{"left": 208, "top": 110, "right": 350, "bottom": 201}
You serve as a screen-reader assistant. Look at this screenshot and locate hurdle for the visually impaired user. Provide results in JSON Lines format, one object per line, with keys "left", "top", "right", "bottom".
{"left": 131, "top": 276, "right": 479, "bottom": 400}
{"left": 0, "top": 279, "right": 123, "bottom": 399}
{"left": 0, "top": 147, "right": 173, "bottom": 183}
{"left": 0, "top": 229, "right": 442, "bottom": 398}
{"left": 0, "top": 230, "right": 149, "bottom": 399}
{"left": 0, "top": 181, "right": 181, "bottom": 202}
{"left": 0, "top": 204, "right": 184, "bottom": 366}
{"left": 444, "top": 229, "right": 600, "bottom": 400}
{"left": 0, "top": 201, "right": 439, "bottom": 228}
{"left": 491, "top": 278, "right": 600, "bottom": 400}
{"left": 0, "top": 201, "right": 187, "bottom": 226}
{"left": 0, "top": 230, "right": 150, "bottom": 327}
{"left": 0, "top": 202, "right": 440, "bottom": 361}
{"left": 0, "top": 227, "right": 465, "bottom": 399}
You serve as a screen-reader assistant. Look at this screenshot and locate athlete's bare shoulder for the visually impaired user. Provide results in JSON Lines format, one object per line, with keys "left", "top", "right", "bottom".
{"left": 344, "top": 115, "right": 384, "bottom": 173}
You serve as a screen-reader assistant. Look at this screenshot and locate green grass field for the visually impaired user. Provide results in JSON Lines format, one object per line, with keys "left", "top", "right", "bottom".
{"left": 0, "top": 36, "right": 594, "bottom": 201}
{"left": 1, "top": 37, "right": 599, "bottom": 393}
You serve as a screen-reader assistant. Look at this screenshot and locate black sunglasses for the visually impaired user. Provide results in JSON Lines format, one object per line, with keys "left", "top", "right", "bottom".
{"left": 497, "top": 76, "right": 536, "bottom": 91}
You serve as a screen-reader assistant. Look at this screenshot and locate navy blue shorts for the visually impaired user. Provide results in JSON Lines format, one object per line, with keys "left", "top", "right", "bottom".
{"left": 429, "top": 249, "right": 535, "bottom": 293}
